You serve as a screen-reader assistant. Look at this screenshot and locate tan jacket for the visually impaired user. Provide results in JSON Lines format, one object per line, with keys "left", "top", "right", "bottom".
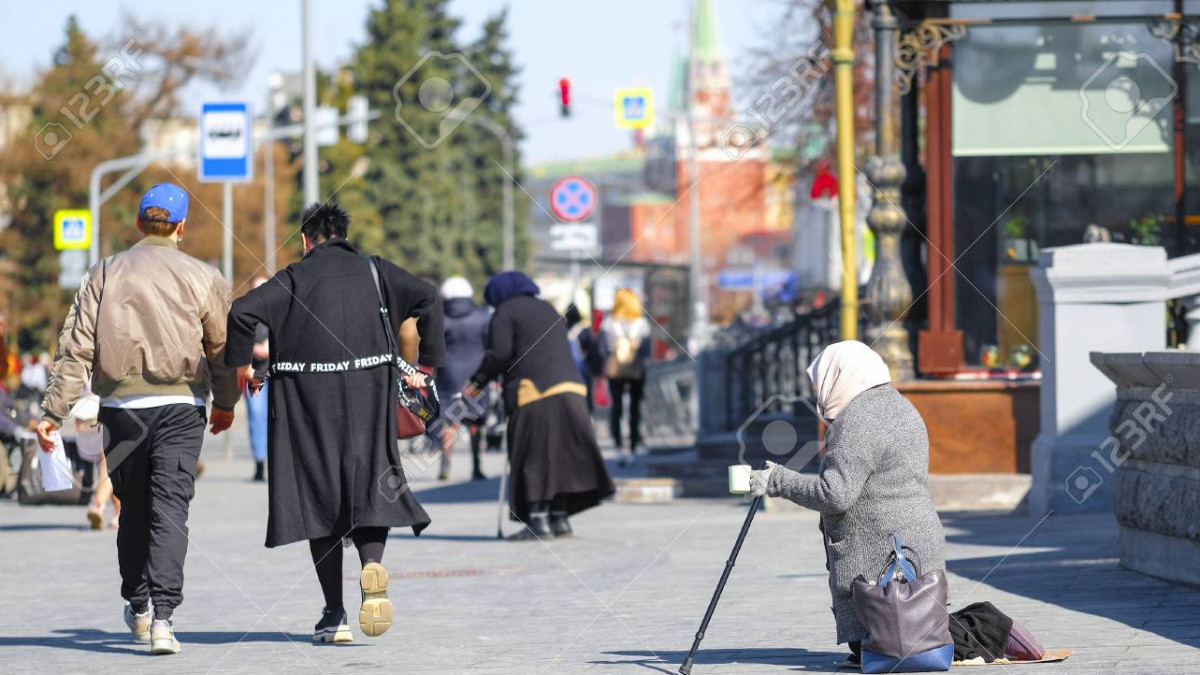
{"left": 42, "top": 236, "right": 240, "bottom": 423}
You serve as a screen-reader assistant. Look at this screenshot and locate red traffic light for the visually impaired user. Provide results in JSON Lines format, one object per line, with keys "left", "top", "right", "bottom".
{"left": 559, "top": 77, "right": 571, "bottom": 117}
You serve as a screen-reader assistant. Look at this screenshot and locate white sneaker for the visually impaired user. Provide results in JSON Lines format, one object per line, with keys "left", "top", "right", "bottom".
{"left": 150, "top": 619, "right": 180, "bottom": 655}
{"left": 123, "top": 604, "right": 151, "bottom": 643}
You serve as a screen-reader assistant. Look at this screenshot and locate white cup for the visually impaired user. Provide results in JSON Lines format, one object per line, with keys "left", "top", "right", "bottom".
{"left": 728, "top": 464, "right": 752, "bottom": 495}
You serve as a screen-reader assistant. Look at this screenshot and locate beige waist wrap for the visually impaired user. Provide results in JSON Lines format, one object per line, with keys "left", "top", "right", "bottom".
{"left": 517, "top": 379, "right": 587, "bottom": 407}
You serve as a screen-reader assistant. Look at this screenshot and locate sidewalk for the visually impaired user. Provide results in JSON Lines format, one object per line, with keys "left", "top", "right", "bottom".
{"left": 0, "top": 440, "right": 1198, "bottom": 674}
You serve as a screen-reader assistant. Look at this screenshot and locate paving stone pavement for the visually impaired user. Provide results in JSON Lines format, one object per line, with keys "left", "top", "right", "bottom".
{"left": 2, "top": 428, "right": 1199, "bottom": 675}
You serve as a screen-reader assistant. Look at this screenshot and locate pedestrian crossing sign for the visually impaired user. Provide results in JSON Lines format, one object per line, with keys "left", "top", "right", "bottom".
{"left": 614, "top": 87, "right": 654, "bottom": 130}
{"left": 54, "top": 209, "right": 92, "bottom": 251}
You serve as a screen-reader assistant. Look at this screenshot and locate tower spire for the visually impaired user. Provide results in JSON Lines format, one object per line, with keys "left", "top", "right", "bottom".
{"left": 692, "top": 0, "right": 723, "bottom": 63}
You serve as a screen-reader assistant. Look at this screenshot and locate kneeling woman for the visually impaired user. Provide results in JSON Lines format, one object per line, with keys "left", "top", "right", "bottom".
{"left": 749, "top": 341, "right": 946, "bottom": 663}
{"left": 226, "top": 203, "right": 444, "bottom": 643}
{"left": 467, "top": 272, "right": 614, "bottom": 540}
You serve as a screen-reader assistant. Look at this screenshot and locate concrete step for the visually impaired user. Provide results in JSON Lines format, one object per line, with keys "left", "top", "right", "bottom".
{"left": 613, "top": 478, "right": 680, "bottom": 504}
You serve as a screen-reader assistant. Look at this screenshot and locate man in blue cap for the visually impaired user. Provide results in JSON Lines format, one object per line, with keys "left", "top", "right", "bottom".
{"left": 37, "top": 182, "right": 241, "bottom": 655}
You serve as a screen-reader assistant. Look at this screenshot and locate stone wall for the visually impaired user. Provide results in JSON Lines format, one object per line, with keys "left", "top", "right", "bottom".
{"left": 1092, "top": 351, "right": 1200, "bottom": 586}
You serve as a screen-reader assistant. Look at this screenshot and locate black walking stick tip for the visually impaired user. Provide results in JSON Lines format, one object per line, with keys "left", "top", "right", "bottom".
{"left": 677, "top": 495, "right": 761, "bottom": 675}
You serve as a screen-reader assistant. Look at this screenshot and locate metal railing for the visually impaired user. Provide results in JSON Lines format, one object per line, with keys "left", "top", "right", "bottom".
{"left": 641, "top": 357, "right": 696, "bottom": 448}
{"left": 722, "top": 301, "right": 855, "bottom": 431}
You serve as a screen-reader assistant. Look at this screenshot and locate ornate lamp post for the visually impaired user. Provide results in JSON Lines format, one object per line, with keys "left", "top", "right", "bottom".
{"left": 865, "top": 0, "right": 915, "bottom": 379}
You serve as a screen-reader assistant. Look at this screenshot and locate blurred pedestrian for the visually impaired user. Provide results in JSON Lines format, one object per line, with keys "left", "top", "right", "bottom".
{"left": 564, "top": 304, "right": 600, "bottom": 413}
{"left": 466, "top": 271, "right": 613, "bottom": 541}
{"left": 245, "top": 276, "right": 271, "bottom": 482}
{"left": 226, "top": 202, "right": 444, "bottom": 643}
{"left": 72, "top": 394, "right": 120, "bottom": 530}
{"left": 20, "top": 353, "right": 48, "bottom": 395}
{"left": 600, "top": 288, "right": 651, "bottom": 465}
{"left": 436, "top": 276, "right": 490, "bottom": 481}
{"left": 36, "top": 182, "right": 239, "bottom": 655}
{"left": 748, "top": 340, "right": 946, "bottom": 664}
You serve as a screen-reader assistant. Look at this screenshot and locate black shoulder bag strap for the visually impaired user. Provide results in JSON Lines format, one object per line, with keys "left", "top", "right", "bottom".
{"left": 366, "top": 256, "right": 440, "bottom": 416}
{"left": 366, "top": 256, "right": 400, "bottom": 364}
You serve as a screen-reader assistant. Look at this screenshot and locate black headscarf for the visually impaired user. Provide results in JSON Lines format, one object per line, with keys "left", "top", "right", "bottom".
{"left": 484, "top": 271, "right": 540, "bottom": 308}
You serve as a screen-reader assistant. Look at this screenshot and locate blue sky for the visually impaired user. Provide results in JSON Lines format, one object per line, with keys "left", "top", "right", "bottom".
{"left": 1, "top": 0, "right": 770, "bottom": 165}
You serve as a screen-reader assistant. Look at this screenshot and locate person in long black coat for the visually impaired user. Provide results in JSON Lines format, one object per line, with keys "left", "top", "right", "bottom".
{"left": 466, "top": 271, "right": 613, "bottom": 541}
{"left": 225, "top": 202, "right": 444, "bottom": 643}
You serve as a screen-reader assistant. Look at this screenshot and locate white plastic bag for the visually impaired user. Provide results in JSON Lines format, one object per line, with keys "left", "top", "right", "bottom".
{"left": 75, "top": 425, "right": 105, "bottom": 463}
{"left": 40, "top": 432, "right": 77, "bottom": 492}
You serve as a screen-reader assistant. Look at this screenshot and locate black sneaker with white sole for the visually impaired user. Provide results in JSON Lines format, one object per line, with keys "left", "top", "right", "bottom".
{"left": 313, "top": 607, "right": 353, "bottom": 643}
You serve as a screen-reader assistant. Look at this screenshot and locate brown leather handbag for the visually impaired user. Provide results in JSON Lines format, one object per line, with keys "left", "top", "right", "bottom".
{"left": 366, "top": 256, "right": 440, "bottom": 439}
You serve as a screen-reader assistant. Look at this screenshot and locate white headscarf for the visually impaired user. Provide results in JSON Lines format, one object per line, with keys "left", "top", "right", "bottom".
{"left": 806, "top": 340, "right": 892, "bottom": 421}
{"left": 440, "top": 276, "right": 473, "bottom": 301}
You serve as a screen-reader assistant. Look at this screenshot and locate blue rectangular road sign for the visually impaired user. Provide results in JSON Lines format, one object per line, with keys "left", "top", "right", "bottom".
{"left": 199, "top": 101, "right": 253, "bottom": 183}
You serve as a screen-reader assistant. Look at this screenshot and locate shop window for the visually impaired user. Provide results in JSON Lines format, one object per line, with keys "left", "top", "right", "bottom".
{"left": 950, "top": 21, "right": 1177, "bottom": 366}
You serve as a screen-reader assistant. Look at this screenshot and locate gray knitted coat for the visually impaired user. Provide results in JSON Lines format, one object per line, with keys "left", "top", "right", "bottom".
{"left": 767, "top": 384, "right": 946, "bottom": 644}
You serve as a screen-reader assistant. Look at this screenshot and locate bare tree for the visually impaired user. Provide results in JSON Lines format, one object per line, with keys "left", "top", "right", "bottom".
{"left": 739, "top": 0, "right": 875, "bottom": 168}
{"left": 117, "top": 13, "right": 256, "bottom": 127}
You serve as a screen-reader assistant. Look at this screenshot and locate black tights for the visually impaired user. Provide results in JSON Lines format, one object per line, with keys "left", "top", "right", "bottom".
{"left": 309, "top": 526, "right": 389, "bottom": 612}
{"left": 608, "top": 377, "right": 644, "bottom": 450}
{"left": 469, "top": 424, "right": 483, "bottom": 474}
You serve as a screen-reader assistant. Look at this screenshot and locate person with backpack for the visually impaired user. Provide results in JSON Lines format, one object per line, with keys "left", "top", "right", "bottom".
{"left": 36, "top": 183, "right": 240, "bottom": 655}
{"left": 600, "top": 288, "right": 652, "bottom": 465}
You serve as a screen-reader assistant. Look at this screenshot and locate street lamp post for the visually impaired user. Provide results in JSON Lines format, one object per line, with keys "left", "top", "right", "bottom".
{"left": 686, "top": 0, "right": 709, "bottom": 350}
{"left": 448, "top": 110, "right": 515, "bottom": 271}
{"left": 865, "top": 1, "right": 914, "bottom": 377}
{"left": 301, "top": 0, "right": 319, "bottom": 207}
{"left": 833, "top": 0, "right": 859, "bottom": 340}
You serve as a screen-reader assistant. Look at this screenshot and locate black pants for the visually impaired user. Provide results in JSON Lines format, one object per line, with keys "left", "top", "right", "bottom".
{"left": 608, "top": 377, "right": 644, "bottom": 450}
{"left": 100, "top": 404, "right": 206, "bottom": 618}
{"left": 309, "top": 527, "right": 389, "bottom": 612}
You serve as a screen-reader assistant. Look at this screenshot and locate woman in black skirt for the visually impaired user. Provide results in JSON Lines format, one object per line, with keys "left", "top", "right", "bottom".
{"left": 466, "top": 271, "right": 613, "bottom": 541}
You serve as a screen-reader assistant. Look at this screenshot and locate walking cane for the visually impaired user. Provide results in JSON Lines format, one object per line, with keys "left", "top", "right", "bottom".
{"left": 678, "top": 495, "right": 762, "bottom": 675}
{"left": 495, "top": 458, "right": 509, "bottom": 539}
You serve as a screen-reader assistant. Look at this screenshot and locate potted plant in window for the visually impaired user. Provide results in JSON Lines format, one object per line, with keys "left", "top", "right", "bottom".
{"left": 1002, "top": 214, "right": 1034, "bottom": 263}
{"left": 1128, "top": 213, "right": 1163, "bottom": 246}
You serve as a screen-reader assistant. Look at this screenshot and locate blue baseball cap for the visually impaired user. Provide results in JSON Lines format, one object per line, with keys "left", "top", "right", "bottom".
{"left": 139, "top": 183, "right": 189, "bottom": 223}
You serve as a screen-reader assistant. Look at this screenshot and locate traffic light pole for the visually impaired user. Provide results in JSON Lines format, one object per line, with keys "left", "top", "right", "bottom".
{"left": 447, "top": 110, "right": 516, "bottom": 270}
